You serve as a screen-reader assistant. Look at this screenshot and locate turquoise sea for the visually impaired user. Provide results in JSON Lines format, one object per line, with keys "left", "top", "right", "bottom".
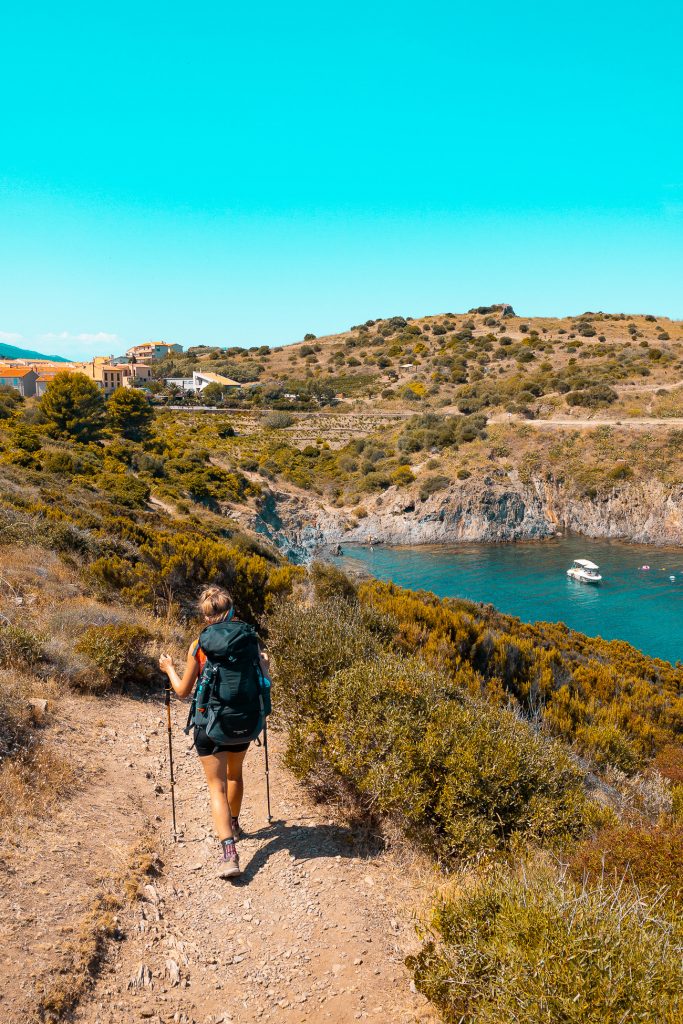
{"left": 339, "top": 537, "right": 683, "bottom": 664}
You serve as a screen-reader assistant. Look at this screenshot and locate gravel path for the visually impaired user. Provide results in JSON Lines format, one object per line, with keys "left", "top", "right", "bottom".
{"left": 73, "top": 699, "right": 436, "bottom": 1024}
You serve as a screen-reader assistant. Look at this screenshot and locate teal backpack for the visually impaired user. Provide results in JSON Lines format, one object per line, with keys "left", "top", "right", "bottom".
{"left": 184, "top": 618, "right": 271, "bottom": 747}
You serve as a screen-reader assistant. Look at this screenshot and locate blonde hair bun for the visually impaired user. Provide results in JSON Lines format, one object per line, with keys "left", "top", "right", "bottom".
{"left": 198, "top": 585, "right": 233, "bottom": 622}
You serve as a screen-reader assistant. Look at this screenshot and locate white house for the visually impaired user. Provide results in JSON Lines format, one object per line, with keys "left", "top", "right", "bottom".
{"left": 192, "top": 371, "right": 242, "bottom": 393}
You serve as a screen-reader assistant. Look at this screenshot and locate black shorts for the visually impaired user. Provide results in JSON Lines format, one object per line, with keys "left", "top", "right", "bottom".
{"left": 193, "top": 728, "right": 250, "bottom": 758}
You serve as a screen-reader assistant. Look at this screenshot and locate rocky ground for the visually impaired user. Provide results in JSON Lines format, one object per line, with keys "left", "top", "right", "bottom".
{"left": 0, "top": 692, "right": 437, "bottom": 1024}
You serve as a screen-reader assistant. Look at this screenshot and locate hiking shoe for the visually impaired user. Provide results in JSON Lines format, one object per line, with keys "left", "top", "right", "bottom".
{"left": 231, "top": 816, "right": 243, "bottom": 840}
{"left": 218, "top": 851, "right": 241, "bottom": 879}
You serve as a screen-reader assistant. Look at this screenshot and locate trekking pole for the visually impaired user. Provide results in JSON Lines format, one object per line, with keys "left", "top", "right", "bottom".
{"left": 263, "top": 719, "right": 273, "bottom": 823}
{"left": 164, "top": 684, "right": 178, "bottom": 839}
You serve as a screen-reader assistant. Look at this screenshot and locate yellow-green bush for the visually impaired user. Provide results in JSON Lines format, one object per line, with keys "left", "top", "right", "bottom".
{"left": 359, "top": 581, "right": 683, "bottom": 770}
{"left": 309, "top": 560, "right": 358, "bottom": 603}
{"left": 0, "top": 622, "right": 44, "bottom": 668}
{"left": 267, "top": 598, "right": 379, "bottom": 727}
{"left": 268, "top": 600, "right": 590, "bottom": 858}
{"left": 87, "top": 531, "right": 299, "bottom": 621}
{"left": 409, "top": 868, "right": 683, "bottom": 1024}
{"left": 74, "top": 623, "right": 156, "bottom": 692}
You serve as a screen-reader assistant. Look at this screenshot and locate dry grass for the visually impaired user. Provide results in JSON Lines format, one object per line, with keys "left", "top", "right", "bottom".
{"left": 34, "top": 835, "right": 161, "bottom": 1023}
{"left": 409, "top": 860, "right": 683, "bottom": 1024}
{"left": 0, "top": 544, "right": 185, "bottom": 834}
{"left": 568, "top": 819, "right": 683, "bottom": 906}
{"left": 0, "top": 742, "right": 76, "bottom": 839}
{"left": 0, "top": 665, "right": 75, "bottom": 837}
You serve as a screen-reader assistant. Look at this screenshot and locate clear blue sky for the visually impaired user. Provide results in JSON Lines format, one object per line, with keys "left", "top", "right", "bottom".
{"left": 1, "top": 1, "right": 682, "bottom": 359}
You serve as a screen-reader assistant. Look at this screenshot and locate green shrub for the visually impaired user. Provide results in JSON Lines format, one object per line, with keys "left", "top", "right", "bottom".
{"left": 409, "top": 868, "right": 683, "bottom": 1024}
{"left": 0, "top": 385, "right": 23, "bottom": 420}
{"left": 46, "top": 520, "right": 95, "bottom": 557}
{"left": 263, "top": 411, "right": 294, "bottom": 429}
{"left": 74, "top": 623, "right": 156, "bottom": 692}
{"left": 268, "top": 601, "right": 590, "bottom": 859}
{"left": 398, "top": 413, "right": 486, "bottom": 454}
{"left": 566, "top": 384, "right": 618, "bottom": 408}
{"left": 390, "top": 465, "right": 415, "bottom": 486}
{"left": 98, "top": 472, "right": 151, "bottom": 508}
{"left": 42, "top": 449, "right": 84, "bottom": 475}
{"left": 86, "top": 531, "right": 298, "bottom": 622}
{"left": 608, "top": 463, "right": 634, "bottom": 481}
{"left": 0, "top": 623, "right": 44, "bottom": 668}
{"left": 575, "top": 721, "right": 641, "bottom": 773}
{"left": 309, "top": 561, "right": 357, "bottom": 603}
{"left": 420, "top": 475, "right": 450, "bottom": 500}
{"left": 40, "top": 372, "right": 106, "bottom": 442}
{"left": 267, "top": 598, "right": 379, "bottom": 729}
{"left": 322, "top": 655, "right": 588, "bottom": 857}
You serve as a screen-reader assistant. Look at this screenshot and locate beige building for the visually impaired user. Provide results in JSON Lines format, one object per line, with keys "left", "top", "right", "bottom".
{"left": 81, "top": 360, "right": 153, "bottom": 395}
{"left": 2, "top": 357, "right": 153, "bottom": 399}
{"left": 126, "top": 341, "right": 183, "bottom": 361}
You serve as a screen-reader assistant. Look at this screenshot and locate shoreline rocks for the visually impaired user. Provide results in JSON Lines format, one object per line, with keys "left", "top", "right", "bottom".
{"left": 252, "top": 476, "right": 683, "bottom": 561}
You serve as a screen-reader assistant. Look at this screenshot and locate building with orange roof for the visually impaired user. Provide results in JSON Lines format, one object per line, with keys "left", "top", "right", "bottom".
{"left": 0, "top": 366, "right": 39, "bottom": 397}
{"left": 35, "top": 369, "right": 68, "bottom": 397}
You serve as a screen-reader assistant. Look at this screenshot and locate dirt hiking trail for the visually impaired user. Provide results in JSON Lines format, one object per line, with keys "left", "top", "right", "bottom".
{"left": 1, "top": 693, "right": 436, "bottom": 1024}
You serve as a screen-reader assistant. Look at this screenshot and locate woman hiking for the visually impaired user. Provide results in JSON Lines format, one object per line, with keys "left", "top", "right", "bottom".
{"left": 159, "top": 585, "right": 270, "bottom": 879}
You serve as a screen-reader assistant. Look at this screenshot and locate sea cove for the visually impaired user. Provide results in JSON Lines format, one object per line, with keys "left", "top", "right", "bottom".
{"left": 341, "top": 536, "right": 683, "bottom": 664}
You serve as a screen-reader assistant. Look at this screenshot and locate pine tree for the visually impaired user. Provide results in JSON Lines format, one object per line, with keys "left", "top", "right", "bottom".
{"left": 40, "top": 372, "right": 106, "bottom": 442}
{"left": 107, "top": 387, "right": 153, "bottom": 441}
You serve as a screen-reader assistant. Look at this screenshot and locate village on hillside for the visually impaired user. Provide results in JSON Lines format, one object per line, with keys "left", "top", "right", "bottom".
{"left": 0, "top": 340, "right": 245, "bottom": 400}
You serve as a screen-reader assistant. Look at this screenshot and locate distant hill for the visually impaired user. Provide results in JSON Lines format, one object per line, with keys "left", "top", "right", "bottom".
{"left": 0, "top": 342, "right": 71, "bottom": 362}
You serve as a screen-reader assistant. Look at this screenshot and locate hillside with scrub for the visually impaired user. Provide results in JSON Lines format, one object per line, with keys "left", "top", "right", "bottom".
{"left": 155, "top": 305, "right": 683, "bottom": 419}
{"left": 0, "top": 372, "right": 682, "bottom": 1022}
{"left": 132, "top": 306, "right": 683, "bottom": 549}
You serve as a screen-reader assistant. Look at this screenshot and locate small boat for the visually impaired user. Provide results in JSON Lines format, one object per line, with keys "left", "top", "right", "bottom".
{"left": 567, "top": 558, "right": 602, "bottom": 584}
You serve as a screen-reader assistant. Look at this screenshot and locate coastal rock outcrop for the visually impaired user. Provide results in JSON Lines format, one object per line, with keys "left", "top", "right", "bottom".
{"left": 252, "top": 475, "right": 683, "bottom": 559}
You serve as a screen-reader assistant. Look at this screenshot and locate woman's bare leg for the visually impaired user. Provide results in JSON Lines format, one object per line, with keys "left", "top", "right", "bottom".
{"left": 199, "top": 752, "right": 233, "bottom": 841}
{"left": 227, "top": 749, "right": 248, "bottom": 820}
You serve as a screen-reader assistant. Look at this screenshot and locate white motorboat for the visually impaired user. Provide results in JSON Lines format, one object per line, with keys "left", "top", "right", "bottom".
{"left": 566, "top": 558, "right": 602, "bottom": 584}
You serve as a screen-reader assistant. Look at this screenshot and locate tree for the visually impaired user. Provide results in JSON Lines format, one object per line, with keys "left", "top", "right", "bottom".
{"left": 307, "top": 379, "right": 335, "bottom": 405}
{"left": 107, "top": 387, "right": 154, "bottom": 440}
{"left": 40, "top": 372, "right": 106, "bottom": 442}
{"left": 199, "top": 382, "right": 227, "bottom": 405}
{"left": 0, "top": 385, "right": 23, "bottom": 420}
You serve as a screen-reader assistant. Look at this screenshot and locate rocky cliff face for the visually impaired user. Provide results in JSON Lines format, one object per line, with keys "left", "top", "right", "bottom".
{"left": 252, "top": 475, "right": 683, "bottom": 559}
